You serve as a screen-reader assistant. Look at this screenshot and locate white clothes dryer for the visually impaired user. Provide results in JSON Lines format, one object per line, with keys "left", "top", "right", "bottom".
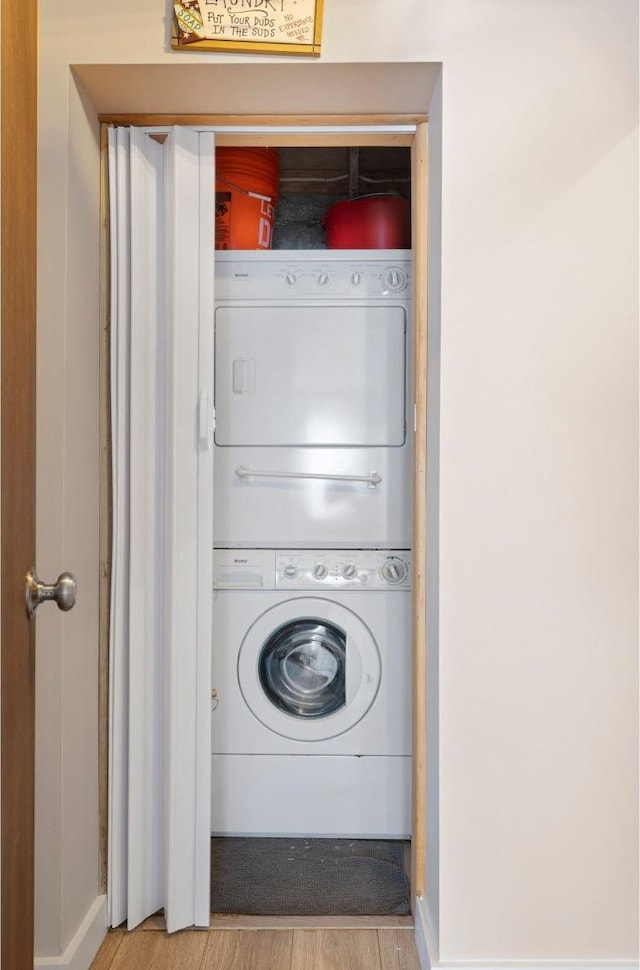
{"left": 211, "top": 548, "right": 412, "bottom": 838}
{"left": 213, "top": 250, "right": 413, "bottom": 549}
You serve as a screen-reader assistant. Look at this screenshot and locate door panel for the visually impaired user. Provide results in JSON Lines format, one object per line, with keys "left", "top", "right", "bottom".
{"left": 1, "top": 0, "right": 38, "bottom": 966}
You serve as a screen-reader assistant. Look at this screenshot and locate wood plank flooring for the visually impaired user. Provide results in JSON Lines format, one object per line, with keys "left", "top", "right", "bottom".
{"left": 91, "top": 928, "right": 422, "bottom": 969}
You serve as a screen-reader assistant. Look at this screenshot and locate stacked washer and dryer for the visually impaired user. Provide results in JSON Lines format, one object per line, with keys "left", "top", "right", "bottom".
{"left": 211, "top": 250, "right": 413, "bottom": 839}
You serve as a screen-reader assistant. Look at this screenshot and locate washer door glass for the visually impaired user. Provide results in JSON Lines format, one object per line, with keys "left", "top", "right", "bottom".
{"left": 259, "top": 619, "right": 346, "bottom": 719}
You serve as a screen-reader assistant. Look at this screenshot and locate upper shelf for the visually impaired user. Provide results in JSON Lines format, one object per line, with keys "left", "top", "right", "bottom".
{"left": 277, "top": 146, "right": 411, "bottom": 197}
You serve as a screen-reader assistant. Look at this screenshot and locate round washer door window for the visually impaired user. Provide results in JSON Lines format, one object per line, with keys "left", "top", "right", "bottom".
{"left": 259, "top": 619, "right": 346, "bottom": 719}
{"left": 238, "top": 597, "right": 381, "bottom": 742}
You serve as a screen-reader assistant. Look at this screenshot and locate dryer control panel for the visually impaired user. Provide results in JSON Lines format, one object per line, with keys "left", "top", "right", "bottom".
{"left": 214, "top": 250, "right": 411, "bottom": 301}
{"left": 213, "top": 549, "right": 411, "bottom": 590}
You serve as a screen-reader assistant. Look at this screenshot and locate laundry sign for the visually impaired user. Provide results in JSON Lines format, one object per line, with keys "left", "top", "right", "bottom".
{"left": 172, "top": 0, "right": 324, "bottom": 56}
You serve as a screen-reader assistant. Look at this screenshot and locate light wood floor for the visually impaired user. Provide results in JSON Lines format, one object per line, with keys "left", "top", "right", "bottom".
{"left": 91, "top": 927, "right": 422, "bottom": 969}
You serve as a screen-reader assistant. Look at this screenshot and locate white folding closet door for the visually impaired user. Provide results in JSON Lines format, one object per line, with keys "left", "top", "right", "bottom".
{"left": 164, "top": 127, "right": 215, "bottom": 932}
{"left": 108, "top": 126, "right": 215, "bottom": 932}
{"left": 108, "top": 124, "right": 133, "bottom": 930}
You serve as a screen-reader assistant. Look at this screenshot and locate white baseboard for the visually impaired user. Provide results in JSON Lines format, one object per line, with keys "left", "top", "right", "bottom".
{"left": 415, "top": 895, "right": 439, "bottom": 970}
{"left": 35, "top": 895, "right": 108, "bottom": 970}
{"left": 413, "top": 897, "right": 637, "bottom": 970}
{"left": 432, "top": 962, "right": 638, "bottom": 970}
{"left": 433, "top": 964, "right": 638, "bottom": 970}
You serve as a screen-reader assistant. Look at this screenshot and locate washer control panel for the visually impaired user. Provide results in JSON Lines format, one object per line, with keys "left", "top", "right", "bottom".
{"left": 213, "top": 549, "right": 411, "bottom": 590}
{"left": 276, "top": 550, "right": 411, "bottom": 590}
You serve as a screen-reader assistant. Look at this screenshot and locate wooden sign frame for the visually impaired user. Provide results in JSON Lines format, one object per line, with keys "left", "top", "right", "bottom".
{"left": 172, "top": 0, "right": 324, "bottom": 57}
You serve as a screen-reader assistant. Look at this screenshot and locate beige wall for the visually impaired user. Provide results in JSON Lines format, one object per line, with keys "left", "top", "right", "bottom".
{"left": 37, "top": 0, "right": 638, "bottom": 962}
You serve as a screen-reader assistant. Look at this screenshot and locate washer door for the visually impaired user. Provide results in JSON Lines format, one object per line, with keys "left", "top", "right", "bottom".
{"left": 259, "top": 619, "right": 346, "bottom": 719}
{"left": 238, "top": 597, "right": 381, "bottom": 742}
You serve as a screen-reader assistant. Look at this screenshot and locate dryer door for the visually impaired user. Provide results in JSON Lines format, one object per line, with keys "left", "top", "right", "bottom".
{"left": 238, "top": 597, "right": 381, "bottom": 742}
{"left": 214, "top": 305, "right": 406, "bottom": 446}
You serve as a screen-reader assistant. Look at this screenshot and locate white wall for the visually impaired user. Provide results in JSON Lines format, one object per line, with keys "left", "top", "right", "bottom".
{"left": 426, "top": 72, "right": 442, "bottom": 947}
{"left": 37, "top": 0, "right": 638, "bottom": 962}
{"left": 430, "top": 5, "right": 638, "bottom": 957}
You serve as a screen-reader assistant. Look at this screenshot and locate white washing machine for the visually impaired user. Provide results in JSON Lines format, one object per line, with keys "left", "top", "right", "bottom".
{"left": 213, "top": 250, "right": 413, "bottom": 549}
{"left": 211, "top": 548, "right": 412, "bottom": 838}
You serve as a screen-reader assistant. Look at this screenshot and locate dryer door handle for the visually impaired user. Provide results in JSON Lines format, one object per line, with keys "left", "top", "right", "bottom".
{"left": 232, "top": 358, "right": 256, "bottom": 394}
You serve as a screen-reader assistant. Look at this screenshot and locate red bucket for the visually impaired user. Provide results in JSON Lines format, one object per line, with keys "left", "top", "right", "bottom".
{"left": 323, "top": 194, "right": 411, "bottom": 249}
{"left": 215, "top": 148, "right": 279, "bottom": 250}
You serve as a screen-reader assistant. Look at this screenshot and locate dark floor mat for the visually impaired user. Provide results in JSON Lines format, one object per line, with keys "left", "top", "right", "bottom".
{"left": 210, "top": 837, "right": 410, "bottom": 916}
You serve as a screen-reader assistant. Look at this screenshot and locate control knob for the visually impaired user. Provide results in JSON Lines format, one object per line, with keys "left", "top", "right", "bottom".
{"left": 380, "top": 557, "right": 408, "bottom": 585}
{"left": 283, "top": 564, "right": 298, "bottom": 579}
{"left": 382, "top": 267, "right": 408, "bottom": 292}
{"left": 285, "top": 271, "right": 298, "bottom": 287}
{"left": 312, "top": 562, "right": 329, "bottom": 580}
{"left": 342, "top": 564, "right": 357, "bottom": 580}
{"left": 317, "top": 272, "right": 330, "bottom": 287}
{"left": 351, "top": 272, "right": 362, "bottom": 287}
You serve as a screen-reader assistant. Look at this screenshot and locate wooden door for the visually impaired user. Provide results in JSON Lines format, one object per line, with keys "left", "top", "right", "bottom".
{"left": 1, "top": 0, "right": 38, "bottom": 966}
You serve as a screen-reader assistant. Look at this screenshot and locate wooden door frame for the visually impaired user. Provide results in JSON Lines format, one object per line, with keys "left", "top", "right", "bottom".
{"left": 98, "top": 115, "right": 429, "bottom": 913}
{"left": 1, "top": 0, "right": 38, "bottom": 966}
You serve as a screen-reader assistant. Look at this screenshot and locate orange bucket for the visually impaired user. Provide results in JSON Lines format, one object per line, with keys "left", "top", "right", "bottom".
{"left": 215, "top": 148, "right": 279, "bottom": 250}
